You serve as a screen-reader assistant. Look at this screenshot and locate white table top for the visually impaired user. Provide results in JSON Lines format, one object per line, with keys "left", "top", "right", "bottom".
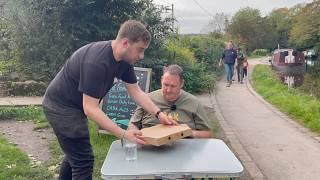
{"left": 101, "top": 139, "right": 243, "bottom": 179}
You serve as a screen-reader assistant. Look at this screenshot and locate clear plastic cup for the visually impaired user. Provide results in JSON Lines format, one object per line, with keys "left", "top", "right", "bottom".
{"left": 124, "top": 139, "right": 137, "bottom": 162}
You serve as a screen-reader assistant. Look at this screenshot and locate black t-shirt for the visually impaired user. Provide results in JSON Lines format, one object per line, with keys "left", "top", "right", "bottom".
{"left": 43, "top": 41, "right": 137, "bottom": 112}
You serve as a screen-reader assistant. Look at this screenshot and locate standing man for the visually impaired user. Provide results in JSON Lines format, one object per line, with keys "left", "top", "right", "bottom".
{"left": 220, "top": 41, "right": 237, "bottom": 87}
{"left": 42, "top": 20, "right": 176, "bottom": 180}
{"left": 129, "top": 64, "right": 212, "bottom": 138}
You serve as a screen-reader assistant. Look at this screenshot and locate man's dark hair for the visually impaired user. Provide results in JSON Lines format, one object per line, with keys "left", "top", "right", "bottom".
{"left": 117, "top": 20, "right": 151, "bottom": 44}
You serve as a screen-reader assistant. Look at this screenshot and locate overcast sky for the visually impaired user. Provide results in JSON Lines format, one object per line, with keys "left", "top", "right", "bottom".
{"left": 153, "top": 0, "right": 313, "bottom": 34}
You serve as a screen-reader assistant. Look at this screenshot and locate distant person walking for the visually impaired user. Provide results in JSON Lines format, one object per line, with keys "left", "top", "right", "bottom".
{"left": 236, "top": 48, "right": 246, "bottom": 83}
{"left": 220, "top": 41, "right": 237, "bottom": 87}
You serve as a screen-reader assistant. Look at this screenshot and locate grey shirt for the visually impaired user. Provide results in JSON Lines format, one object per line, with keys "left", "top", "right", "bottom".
{"left": 130, "top": 90, "right": 211, "bottom": 131}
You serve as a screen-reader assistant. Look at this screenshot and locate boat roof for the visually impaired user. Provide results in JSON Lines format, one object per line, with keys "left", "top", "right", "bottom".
{"left": 274, "top": 49, "right": 294, "bottom": 53}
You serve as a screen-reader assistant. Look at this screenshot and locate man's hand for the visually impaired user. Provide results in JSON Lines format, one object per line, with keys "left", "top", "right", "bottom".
{"left": 158, "top": 112, "right": 178, "bottom": 125}
{"left": 124, "top": 129, "right": 146, "bottom": 145}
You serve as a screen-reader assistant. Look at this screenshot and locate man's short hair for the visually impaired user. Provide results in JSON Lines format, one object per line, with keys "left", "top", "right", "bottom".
{"left": 163, "top": 64, "right": 184, "bottom": 81}
{"left": 117, "top": 20, "right": 151, "bottom": 44}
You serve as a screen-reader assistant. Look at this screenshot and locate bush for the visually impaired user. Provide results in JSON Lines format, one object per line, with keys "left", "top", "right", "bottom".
{"left": 7, "top": 80, "right": 47, "bottom": 96}
{"left": 251, "top": 49, "right": 269, "bottom": 56}
{"left": 164, "top": 40, "right": 216, "bottom": 93}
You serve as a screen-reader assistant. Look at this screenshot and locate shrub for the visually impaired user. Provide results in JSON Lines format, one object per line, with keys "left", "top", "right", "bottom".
{"left": 164, "top": 41, "right": 215, "bottom": 93}
{"left": 251, "top": 49, "right": 269, "bottom": 56}
{"left": 7, "top": 80, "right": 47, "bottom": 96}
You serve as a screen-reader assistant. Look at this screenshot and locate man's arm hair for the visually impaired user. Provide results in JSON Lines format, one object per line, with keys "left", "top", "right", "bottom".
{"left": 128, "top": 106, "right": 146, "bottom": 130}
{"left": 191, "top": 130, "right": 212, "bottom": 138}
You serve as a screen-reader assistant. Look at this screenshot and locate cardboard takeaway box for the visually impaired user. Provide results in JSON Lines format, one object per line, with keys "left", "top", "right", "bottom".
{"left": 141, "top": 124, "right": 192, "bottom": 146}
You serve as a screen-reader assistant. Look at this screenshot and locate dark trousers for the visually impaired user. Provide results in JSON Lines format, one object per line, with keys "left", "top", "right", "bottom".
{"left": 243, "top": 67, "right": 247, "bottom": 78}
{"left": 44, "top": 108, "right": 94, "bottom": 180}
{"left": 236, "top": 65, "right": 244, "bottom": 82}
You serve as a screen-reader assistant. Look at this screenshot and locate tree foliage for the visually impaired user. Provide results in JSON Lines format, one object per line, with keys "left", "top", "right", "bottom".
{"left": 266, "top": 8, "right": 293, "bottom": 49}
{"left": 225, "top": 2, "right": 318, "bottom": 52}
{"left": 227, "top": 7, "right": 275, "bottom": 51}
{"left": 2, "top": 0, "right": 173, "bottom": 81}
{"left": 162, "top": 36, "right": 219, "bottom": 93}
{"left": 289, "top": 0, "right": 320, "bottom": 51}
{"left": 2, "top": 0, "right": 222, "bottom": 94}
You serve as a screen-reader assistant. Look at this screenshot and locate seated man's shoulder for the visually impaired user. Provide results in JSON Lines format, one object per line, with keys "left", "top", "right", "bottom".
{"left": 149, "top": 89, "right": 161, "bottom": 98}
{"left": 148, "top": 89, "right": 165, "bottom": 103}
{"left": 180, "top": 90, "right": 200, "bottom": 103}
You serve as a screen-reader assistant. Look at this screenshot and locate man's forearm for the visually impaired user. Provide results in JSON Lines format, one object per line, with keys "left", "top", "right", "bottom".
{"left": 127, "top": 122, "right": 139, "bottom": 130}
{"left": 192, "top": 130, "right": 213, "bottom": 138}
{"left": 85, "top": 106, "right": 124, "bottom": 138}
{"left": 126, "top": 83, "right": 159, "bottom": 116}
{"left": 131, "top": 90, "right": 159, "bottom": 116}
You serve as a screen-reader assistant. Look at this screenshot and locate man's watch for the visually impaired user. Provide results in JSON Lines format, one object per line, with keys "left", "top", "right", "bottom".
{"left": 155, "top": 110, "right": 162, "bottom": 119}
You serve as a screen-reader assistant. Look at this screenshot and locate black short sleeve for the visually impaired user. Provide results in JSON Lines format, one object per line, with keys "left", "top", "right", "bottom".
{"left": 79, "top": 63, "right": 107, "bottom": 99}
{"left": 121, "top": 65, "right": 137, "bottom": 84}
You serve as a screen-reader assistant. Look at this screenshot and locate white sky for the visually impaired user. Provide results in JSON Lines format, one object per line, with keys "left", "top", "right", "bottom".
{"left": 153, "top": 0, "right": 313, "bottom": 34}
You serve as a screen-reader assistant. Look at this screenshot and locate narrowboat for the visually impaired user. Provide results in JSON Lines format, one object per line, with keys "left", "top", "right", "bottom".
{"left": 270, "top": 49, "right": 306, "bottom": 74}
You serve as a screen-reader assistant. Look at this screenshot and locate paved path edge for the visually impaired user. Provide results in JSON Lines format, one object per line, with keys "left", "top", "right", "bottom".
{"left": 212, "top": 89, "right": 266, "bottom": 180}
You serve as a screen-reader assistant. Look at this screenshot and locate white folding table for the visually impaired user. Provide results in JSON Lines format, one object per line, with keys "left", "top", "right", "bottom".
{"left": 101, "top": 139, "right": 243, "bottom": 179}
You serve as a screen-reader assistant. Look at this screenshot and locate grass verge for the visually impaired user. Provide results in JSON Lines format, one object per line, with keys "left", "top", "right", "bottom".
{"left": 251, "top": 64, "right": 320, "bottom": 133}
{"left": 0, "top": 106, "right": 220, "bottom": 179}
{"left": 0, "top": 135, "right": 53, "bottom": 179}
{"left": 0, "top": 106, "right": 49, "bottom": 128}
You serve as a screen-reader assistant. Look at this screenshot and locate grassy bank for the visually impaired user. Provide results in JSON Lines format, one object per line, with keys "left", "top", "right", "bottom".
{"left": 251, "top": 64, "right": 320, "bottom": 133}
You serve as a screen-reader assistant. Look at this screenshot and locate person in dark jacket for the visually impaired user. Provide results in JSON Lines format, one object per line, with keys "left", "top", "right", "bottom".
{"left": 220, "top": 41, "right": 237, "bottom": 87}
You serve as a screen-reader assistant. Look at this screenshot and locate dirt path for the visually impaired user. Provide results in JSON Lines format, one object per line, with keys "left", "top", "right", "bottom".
{"left": 0, "top": 120, "right": 55, "bottom": 162}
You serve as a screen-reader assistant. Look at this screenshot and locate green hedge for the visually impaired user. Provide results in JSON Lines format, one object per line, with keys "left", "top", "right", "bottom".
{"left": 251, "top": 49, "right": 269, "bottom": 56}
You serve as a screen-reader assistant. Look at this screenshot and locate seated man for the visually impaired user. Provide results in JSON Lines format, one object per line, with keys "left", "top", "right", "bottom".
{"left": 129, "top": 64, "right": 212, "bottom": 138}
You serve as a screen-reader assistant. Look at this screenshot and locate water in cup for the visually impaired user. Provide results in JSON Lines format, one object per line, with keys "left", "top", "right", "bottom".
{"left": 124, "top": 141, "right": 137, "bottom": 162}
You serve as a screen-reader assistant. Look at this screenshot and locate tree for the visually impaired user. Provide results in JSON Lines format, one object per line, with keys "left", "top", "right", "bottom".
{"left": 3, "top": 0, "right": 173, "bottom": 81}
{"left": 289, "top": 1, "right": 320, "bottom": 51}
{"left": 266, "top": 8, "right": 293, "bottom": 49}
{"left": 226, "top": 7, "right": 266, "bottom": 51}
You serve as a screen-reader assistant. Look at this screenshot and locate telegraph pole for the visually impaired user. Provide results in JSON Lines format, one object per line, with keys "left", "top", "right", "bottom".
{"left": 162, "top": 3, "right": 176, "bottom": 62}
{"left": 171, "top": 4, "right": 174, "bottom": 31}
{"left": 163, "top": 3, "right": 174, "bottom": 32}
